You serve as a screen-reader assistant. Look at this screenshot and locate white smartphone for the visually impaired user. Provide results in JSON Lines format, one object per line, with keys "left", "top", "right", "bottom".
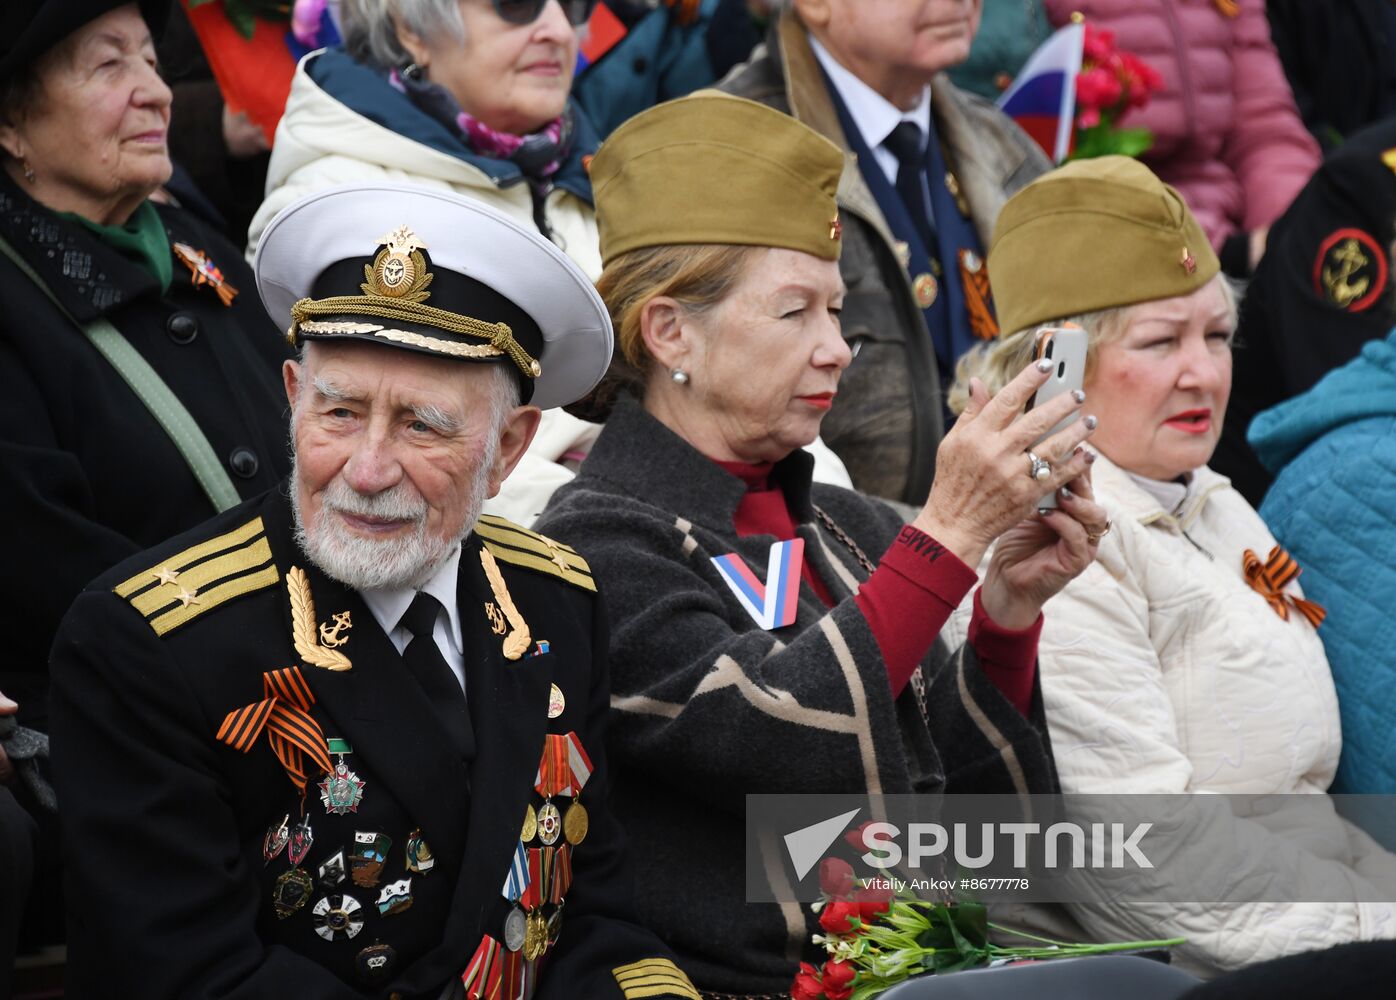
{"left": 1027, "top": 326, "right": 1088, "bottom": 513}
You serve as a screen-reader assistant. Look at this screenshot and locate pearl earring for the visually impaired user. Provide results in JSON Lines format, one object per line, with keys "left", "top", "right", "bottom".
{"left": 670, "top": 369, "right": 689, "bottom": 385}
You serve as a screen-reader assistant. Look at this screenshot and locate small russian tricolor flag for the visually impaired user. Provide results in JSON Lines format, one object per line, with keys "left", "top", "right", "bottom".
{"left": 997, "top": 22, "right": 1085, "bottom": 164}
{"left": 710, "top": 539, "right": 805, "bottom": 631}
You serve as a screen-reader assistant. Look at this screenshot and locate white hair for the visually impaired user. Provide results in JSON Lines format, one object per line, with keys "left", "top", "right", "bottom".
{"left": 288, "top": 351, "right": 522, "bottom": 590}
{"left": 337, "top": 0, "right": 466, "bottom": 69}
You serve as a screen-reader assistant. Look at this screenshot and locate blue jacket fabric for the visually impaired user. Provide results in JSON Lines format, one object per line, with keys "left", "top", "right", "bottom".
{"left": 1251, "top": 329, "right": 1396, "bottom": 792}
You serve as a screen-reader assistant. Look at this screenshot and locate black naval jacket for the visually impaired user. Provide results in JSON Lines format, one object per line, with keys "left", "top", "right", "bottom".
{"left": 49, "top": 485, "right": 696, "bottom": 1000}
{"left": 1213, "top": 116, "right": 1396, "bottom": 505}
{"left": 0, "top": 172, "right": 291, "bottom": 730}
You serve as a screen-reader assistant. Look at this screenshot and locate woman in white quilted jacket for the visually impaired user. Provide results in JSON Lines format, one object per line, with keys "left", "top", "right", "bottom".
{"left": 949, "top": 156, "right": 1396, "bottom": 976}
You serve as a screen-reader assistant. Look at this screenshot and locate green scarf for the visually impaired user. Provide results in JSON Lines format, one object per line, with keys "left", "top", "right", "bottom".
{"left": 57, "top": 200, "right": 173, "bottom": 293}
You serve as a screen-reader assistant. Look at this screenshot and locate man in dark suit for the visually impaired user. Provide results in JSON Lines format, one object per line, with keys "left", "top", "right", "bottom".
{"left": 48, "top": 183, "right": 699, "bottom": 1000}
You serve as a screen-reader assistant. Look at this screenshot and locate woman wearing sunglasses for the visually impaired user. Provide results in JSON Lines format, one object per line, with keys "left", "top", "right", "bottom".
{"left": 250, "top": 0, "right": 620, "bottom": 525}
{"left": 250, "top": 0, "right": 600, "bottom": 270}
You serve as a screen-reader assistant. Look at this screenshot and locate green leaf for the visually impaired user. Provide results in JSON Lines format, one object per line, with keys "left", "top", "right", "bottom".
{"left": 187, "top": 0, "right": 219, "bottom": 7}
{"left": 1112, "top": 128, "right": 1156, "bottom": 157}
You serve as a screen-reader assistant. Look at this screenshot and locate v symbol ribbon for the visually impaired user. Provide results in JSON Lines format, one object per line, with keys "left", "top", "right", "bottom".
{"left": 710, "top": 538, "right": 805, "bottom": 630}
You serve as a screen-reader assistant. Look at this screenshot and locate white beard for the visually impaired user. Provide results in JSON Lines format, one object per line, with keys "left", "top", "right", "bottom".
{"left": 290, "top": 446, "right": 495, "bottom": 592}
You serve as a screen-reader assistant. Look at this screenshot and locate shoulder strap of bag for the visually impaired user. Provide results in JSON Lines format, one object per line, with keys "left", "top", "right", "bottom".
{"left": 0, "top": 231, "right": 242, "bottom": 512}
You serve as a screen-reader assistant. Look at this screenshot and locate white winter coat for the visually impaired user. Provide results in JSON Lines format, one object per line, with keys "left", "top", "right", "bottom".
{"left": 1030, "top": 455, "right": 1396, "bottom": 974}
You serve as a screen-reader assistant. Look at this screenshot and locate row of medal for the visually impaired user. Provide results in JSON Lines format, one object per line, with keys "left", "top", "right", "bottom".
{"left": 263, "top": 746, "right": 432, "bottom": 986}
{"left": 458, "top": 731, "right": 595, "bottom": 1000}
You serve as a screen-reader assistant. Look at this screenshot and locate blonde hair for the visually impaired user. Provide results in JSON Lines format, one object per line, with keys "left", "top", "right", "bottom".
{"left": 948, "top": 275, "right": 1239, "bottom": 415}
{"left": 592, "top": 243, "right": 756, "bottom": 402}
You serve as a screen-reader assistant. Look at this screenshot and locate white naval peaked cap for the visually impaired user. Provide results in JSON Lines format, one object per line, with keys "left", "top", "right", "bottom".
{"left": 253, "top": 182, "right": 613, "bottom": 410}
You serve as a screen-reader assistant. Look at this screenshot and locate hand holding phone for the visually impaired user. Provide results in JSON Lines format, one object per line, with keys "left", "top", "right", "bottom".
{"left": 1027, "top": 326, "right": 1088, "bottom": 512}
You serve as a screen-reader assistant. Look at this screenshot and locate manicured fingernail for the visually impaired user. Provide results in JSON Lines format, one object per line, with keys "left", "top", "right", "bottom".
{"left": 1071, "top": 389, "right": 1086, "bottom": 403}
{"left": 1060, "top": 487, "right": 1074, "bottom": 500}
{"left": 1085, "top": 449, "right": 1098, "bottom": 463}
{"left": 1084, "top": 414, "right": 1098, "bottom": 430}
{"left": 1036, "top": 358, "right": 1053, "bottom": 372}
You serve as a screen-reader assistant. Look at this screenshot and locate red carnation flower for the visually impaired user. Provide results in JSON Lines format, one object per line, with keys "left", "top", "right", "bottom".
{"left": 821, "top": 959, "right": 856, "bottom": 1000}
{"left": 819, "top": 857, "right": 856, "bottom": 898}
{"left": 791, "top": 962, "right": 826, "bottom": 1000}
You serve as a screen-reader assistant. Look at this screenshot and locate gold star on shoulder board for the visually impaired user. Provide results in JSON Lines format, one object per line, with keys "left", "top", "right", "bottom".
{"left": 175, "top": 587, "right": 201, "bottom": 608}
{"left": 543, "top": 541, "right": 570, "bottom": 574}
{"left": 153, "top": 566, "right": 181, "bottom": 587}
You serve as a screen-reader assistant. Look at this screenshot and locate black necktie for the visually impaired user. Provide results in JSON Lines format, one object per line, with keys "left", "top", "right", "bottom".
{"left": 883, "top": 120, "right": 938, "bottom": 260}
{"left": 399, "top": 592, "right": 475, "bottom": 762}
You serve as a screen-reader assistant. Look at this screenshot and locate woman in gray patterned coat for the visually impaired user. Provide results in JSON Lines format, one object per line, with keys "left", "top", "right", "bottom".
{"left": 536, "top": 92, "right": 1111, "bottom": 997}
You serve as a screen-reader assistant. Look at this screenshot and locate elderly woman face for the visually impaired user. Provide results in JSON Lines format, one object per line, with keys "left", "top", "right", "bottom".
{"left": 1082, "top": 278, "right": 1234, "bottom": 482}
{"left": 0, "top": 4, "right": 170, "bottom": 224}
{"left": 403, "top": 0, "right": 578, "bottom": 135}
{"left": 665, "top": 248, "right": 850, "bottom": 463}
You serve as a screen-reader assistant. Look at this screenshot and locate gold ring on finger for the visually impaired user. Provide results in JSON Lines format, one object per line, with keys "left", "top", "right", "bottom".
{"left": 1086, "top": 519, "right": 1112, "bottom": 544}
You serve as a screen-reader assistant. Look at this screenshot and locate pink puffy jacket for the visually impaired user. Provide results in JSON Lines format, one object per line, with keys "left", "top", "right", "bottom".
{"left": 1044, "top": 0, "right": 1320, "bottom": 251}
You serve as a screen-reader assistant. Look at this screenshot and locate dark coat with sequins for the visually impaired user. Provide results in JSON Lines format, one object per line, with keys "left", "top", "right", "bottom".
{"left": 537, "top": 400, "right": 1059, "bottom": 995}
{"left": 0, "top": 173, "right": 291, "bottom": 733}
{"left": 48, "top": 485, "right": 696, "bottom": 999}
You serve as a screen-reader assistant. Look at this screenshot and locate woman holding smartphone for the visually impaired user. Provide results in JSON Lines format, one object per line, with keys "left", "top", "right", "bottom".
{"left": 535, "top": 92, "right": 1112, "bottom": 994}
{"left": 951, "top": 155, "right": 1396, "bottom": 975}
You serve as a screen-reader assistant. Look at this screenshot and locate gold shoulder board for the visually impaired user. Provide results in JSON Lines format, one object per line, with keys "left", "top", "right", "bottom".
{"left": 474, "top": 514, "right": 596, "bottom": 593}
{"left": 612, "top": 958, "right": 700, "bottom": 1000}
{"left": 114, "top": 517, "right": 280, "bottom": 637}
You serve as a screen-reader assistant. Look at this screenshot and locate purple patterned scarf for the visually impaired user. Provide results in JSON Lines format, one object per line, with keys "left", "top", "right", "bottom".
{"left": 389, "top": 67, "right": 574, "bottom": 186}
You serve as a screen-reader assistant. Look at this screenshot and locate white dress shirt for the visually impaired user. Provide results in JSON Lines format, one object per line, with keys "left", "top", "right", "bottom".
{"left": 361, "top": 549, "right": 467, "bottom": 694}
{"left": 808, "top": 35, "right": 933, "bottom": 188}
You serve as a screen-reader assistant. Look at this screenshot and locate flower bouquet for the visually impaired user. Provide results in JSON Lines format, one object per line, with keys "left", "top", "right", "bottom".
{"left": 1069, "top": 22, "right": 1165, "bottom": 161}
{"left": 792, "top": 853, "right": 1185, "bottom": 1000}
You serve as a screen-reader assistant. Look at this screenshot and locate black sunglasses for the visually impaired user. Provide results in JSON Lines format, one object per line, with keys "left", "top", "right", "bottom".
{"left": 493, "top": 0, "right": 599, "bottom": 27}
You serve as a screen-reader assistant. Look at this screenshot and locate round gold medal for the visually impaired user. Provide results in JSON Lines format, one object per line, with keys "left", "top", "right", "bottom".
{"left": 521, "top": 803, "right": 538, "bottom": 844}
{"left": 563, "top": 801, "right": 589, "bottom": 846}
{"left": 913, "top": 273, "right": 938, "bottom": 309}
{"left": 375, "top": 251, "right": 416, "bottom": 295}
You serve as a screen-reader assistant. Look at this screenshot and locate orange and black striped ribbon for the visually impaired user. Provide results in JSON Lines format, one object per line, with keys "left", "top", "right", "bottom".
{"left": 216, "top": 667, "right": 334, "bottom": 792}
{"left": 959, "top": 249, "right": 1000, "bottom": 340}
{"left": 551, "top": 844, "right": 572, "bottom": 904}
{"left": 1243, "top": 546, "right": 1327, "bottom": 628}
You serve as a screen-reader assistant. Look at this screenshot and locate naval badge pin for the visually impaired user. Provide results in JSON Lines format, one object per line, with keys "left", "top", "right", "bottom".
{"left": 356, "top": 942, "right": 397, "bottom": 986}
{"left": 312, "top": 893, "right": 364, "bottom": 941}
{"left": 263, "top": 814, "right": 290, "bottom": 863}
{"left": 288, "top": 817, "right": 315, "bottom": 867}
{"left": 273, "top": 868, "right": 314, "bottom": 919}
{"left": 350, "top": 831, "right": 392, "bottom": 888}
{"left": 405, "top": 829, "right": 435, "bottom": 875}
{"left": 376, "top": 878, "right": 414, "bottom": 916}
{"left": 320, "top": 757, "right": 366, "bottom": 815}
{"left": 318, "top": 849, "right": 348, "bottom": 888}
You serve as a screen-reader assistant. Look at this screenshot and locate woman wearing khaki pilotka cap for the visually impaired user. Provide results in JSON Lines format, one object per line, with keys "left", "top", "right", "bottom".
{"left": 535, "top": 91, "right": 1112, "bottom": 995}
{"left": 949, "top": 155, "right": 1396, "bottom": 975}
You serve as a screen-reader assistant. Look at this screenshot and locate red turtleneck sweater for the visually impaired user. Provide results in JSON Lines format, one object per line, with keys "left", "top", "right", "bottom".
{"left": 714, "top": 460, "right": 1039, "bottom": 716}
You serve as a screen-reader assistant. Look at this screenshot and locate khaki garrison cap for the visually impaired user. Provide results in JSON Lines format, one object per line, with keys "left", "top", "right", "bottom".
{"left": 989, "top": 156, "right": 1220, "bottom": 335}
{"left": 590, "top": 91, "right": 845, "bottom": 266}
